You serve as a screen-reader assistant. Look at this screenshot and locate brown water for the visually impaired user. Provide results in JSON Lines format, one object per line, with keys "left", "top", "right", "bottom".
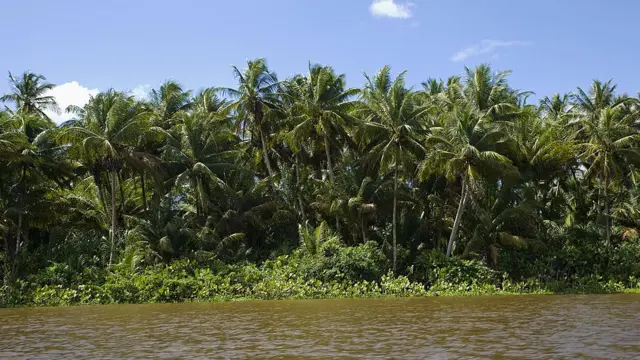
{"left": 1, "top": 295, "right": 639, "bottom": 359}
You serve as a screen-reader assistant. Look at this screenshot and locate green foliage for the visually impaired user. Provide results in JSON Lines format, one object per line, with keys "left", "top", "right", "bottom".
{"left": 2, "top": 63, "right": 640, "bottom": 306}
{"left": 412, "top": 250, "right": 502, "bottom": 292}
{"left": 295, "top": 237, "right": 386, "bottom": 282}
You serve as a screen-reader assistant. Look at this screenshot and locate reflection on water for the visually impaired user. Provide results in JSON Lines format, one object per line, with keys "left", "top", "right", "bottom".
{"left": 1, "top": 294, "right": 639, "bottom": 359}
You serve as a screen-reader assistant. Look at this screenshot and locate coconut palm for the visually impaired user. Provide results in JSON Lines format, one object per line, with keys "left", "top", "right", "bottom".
{"left": 357, "top": 66, "right": 430, "bottom": 271}
{"left": 286, "top": 64, "right": 359, "bottom": 184}
{"left": 1, "top": 72, "right": 59, "bottom": 119}
{"left": 162, "top": 110, "right": 239, "bottom": 218}
{"left": 572, "top": 80, "right": 623, "bottom": 117}
{"left": 149, "top": 80, "right": 193, "bottom": 128}
{"left": 540, "top": 93, "right": 573, "bottom": 123}
{"left": 577, "top": 105, "right": 640, "bottom": 243}
{"left": 462, "top": 64, "right": 520, "bottom": 118}
{"left": 192, "top": 88, "right": 229, "bottom": 115}
{"left": 60, "top": 90, "right": 150, "bottom": 265}
{"left": 221, "top": 58, "right": 280, "bottom": 178}
{"left": 420, "top": 105, "right": 518, "bottom": 257}
{"left": 463, "top": 184, "right": 539, "bottom": 265}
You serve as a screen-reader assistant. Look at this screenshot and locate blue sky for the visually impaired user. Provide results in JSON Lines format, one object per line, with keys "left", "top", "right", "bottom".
{"left": 2, "top": 0, "right": 639, "bottom": 122}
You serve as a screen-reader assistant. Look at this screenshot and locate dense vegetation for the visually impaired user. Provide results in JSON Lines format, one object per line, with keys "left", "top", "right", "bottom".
{"left": 2, "top": 61, "right": 640, "bottom": 306}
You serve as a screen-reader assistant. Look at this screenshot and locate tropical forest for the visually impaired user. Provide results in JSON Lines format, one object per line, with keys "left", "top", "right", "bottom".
{"left": 2, "top": 60, "right": 640, "bottom": 306}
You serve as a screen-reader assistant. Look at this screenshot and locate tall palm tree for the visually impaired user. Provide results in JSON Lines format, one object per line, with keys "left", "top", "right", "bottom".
{"left": 462, "top": 64, "right": 520, "bottom": 119}
{"left": 286, "top": 64, "right": 359, "bottom": 184}
{"left": 0, "top": 111, "right": 27, "bottom": 163}
{"left": 540, "top": 93, "right": 573, "bottom": 123}
{"left": 163, "top": 110, "right": 239, "bottom": 219}
{"left": 6, "top": 112, "right": 55, "bottom": 251}
{"left": 577, "top": 105, "right": 640, "bottom": 243}
{"left": 1, "top": 71, "right": 59, "bottom": 119}
{"left": 61, "top": 90, "right": 150, "bottom": 265}
{"left": 221, "top": 58, "right": 280, "bottom": 178}
{"left": 463, "top": 184, "right": 538, "bottom": 265}
{"left": 192, "top": 88, "right": 229, "bottom": 115}
{"left": 149, "top": 80, "right": 193, "bottom": 128}
{"left": 572, "top": 80, "right": 622, "bottom": 117}
{"left": 358, "top": 66, "right": 430, "bottom": 271}
{"left": 422, "top": 75, "right": 462, "bottom": 111}
{"left": 420, "top": 105, "right": 518, "bottom": 257}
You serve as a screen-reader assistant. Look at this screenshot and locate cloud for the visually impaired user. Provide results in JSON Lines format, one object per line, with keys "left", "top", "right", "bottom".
{"left": 130, "top": 84, "right": 151, "bottom": 101}
{"left": 42, "top": 82, "right": 152, "bottom": 124}
{"left": 451, "top": 40, "right": 531, "bottom": 62}
{"left": 370, "top": 0, "right": 414, "bottom": 19}
{"left": 43, "top": 81, "right": 99, "bottom": 124}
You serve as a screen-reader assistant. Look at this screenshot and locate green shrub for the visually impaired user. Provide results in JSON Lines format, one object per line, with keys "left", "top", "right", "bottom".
{"left": 413, "top": 250, "right": 502, "bottom": 291}
{"left": 296, "top": 238, "right": 387, "bottom": 282}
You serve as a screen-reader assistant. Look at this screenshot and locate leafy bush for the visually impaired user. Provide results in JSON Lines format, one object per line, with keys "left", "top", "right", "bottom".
{"left": 296, "top": 238, "right": 387, "bottom": 282}
{"left": 412, "top": 250, "right": 502, "bottom": 290}
{"left": 2, "top": 236, "right": 639, "bottom": 307}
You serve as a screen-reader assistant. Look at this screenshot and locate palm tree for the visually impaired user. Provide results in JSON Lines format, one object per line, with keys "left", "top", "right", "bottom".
{"left": 572, "top": 80, "right": 622, "bottom": 117}
{"left": 422, "top": 75, "right": 462, "bottom": 111}
{"left": 511, "top": 106, "right": 577, "bottom": 182}
{"left": 6, "top": 112, "right": 54, "bottom": 251}
{"left": 286, "top": 64, "right": 359, "bottom": 184}
{"left": 358, "top": 66, "right": 430, "bottom": 271}
{"left": 577, "top": 105, "right": 640, "bottom": 244}
{"left": 0, "top": 111, "right": 27, "bottom": 164}
{"left": 61, "top": 90, "right": 150, "bottom": 265}
{"left": 221, "top": 58, "right": 280, "bottom": 178}
{"left": 462, "top": 64, "right": 521, "bottom": 120}
{"left": 463, "top": 184, "right": 538, "bottom": 265}
{"left": 1, "top": 71, "right": 59, "bottom": 119}
{"left": 163, "top": 110, "right": 239, "bottom": 219}
{"left": 149, "top": 80, "right": 193, "bottom": 128}
{"left": 420, "top": 105, "right": 518, "bottom": 257}
{"left": 540, "top": 93, "right": 573, "bottom": 123}
{"left": 192, "top": 88, "right": 229, "bottom": 115}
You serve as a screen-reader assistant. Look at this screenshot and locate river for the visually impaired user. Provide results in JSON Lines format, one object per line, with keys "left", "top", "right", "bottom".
{"left": 1, "top": 294, "right": 639, "bottom": 359}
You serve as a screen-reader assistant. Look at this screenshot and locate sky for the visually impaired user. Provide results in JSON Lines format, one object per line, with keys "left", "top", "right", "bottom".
{"left": 2, "top": 0, "right": 640, "bottom": 123}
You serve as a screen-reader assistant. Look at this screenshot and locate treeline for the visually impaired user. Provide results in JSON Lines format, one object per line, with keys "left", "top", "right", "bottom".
{"left": 1, "top": 60, "right": 640, "bottom": 298}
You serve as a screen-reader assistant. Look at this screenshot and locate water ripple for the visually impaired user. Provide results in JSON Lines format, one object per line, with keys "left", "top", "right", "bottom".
{"left": 1, "top": 294, "right": 639, "bottom": 359}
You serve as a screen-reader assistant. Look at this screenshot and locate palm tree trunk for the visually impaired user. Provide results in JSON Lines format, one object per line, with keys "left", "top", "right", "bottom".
{"left": 94, "top": 172, "right": 108, "bottom": 214}
{"left": 3, "top": 235, "right": 11, "bottom": 283}
{"left": 361, "top": 218, "right": 367, "bottom": 243}
{"left": 192, "top": 178, "right": 201, "bottom": 218}
{"left": 437, "top": 199, "right": 445, "bottom": 251}
{"left": 118, "top": 172, "right": 125, "bottom": 206}
{"left": 604, "top": 175, "right": 610, "bottom": 245}
{"left": 196, "top": 177, "right": 205, "bottom": 217}
{"left": 140, "top": 172, "right": 147, "bottom": 211}
{"left": 109, "top": 170, "right": 117, "bottom": 266}
{"left": 15, "top": 166, "right": 26, "bottom": 255}
{"left": 393, "top": 159, "right": 398, "bottom": 273}
{"left": 295, "top": 154, "right": 306, "bottom": 220}
{"left": 259, "top": 128, "right": 275, "bottom": 178}
{"left": 447, "top": 177, "right": 469, "bottom": 257}
{"left": 324, "top": 134, "right": 335, "bottom": 182}
{"left": 324, "top": 133, "right": 340, "bottom": 233}
{"left": 15, "top": 213, "right": 22, "bottom": 256}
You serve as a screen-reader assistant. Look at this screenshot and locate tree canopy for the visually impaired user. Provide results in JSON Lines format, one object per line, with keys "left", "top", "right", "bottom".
{"left": 2, "top": 63, "right": 640, "bottom": 298}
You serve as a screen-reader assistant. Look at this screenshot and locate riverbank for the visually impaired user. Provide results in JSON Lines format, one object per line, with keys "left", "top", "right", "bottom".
{"left": 2, "top": 278, "right": 639, "bottom": 308}
{"left": 2, "top": 254, "right": 639, "bottom": 307}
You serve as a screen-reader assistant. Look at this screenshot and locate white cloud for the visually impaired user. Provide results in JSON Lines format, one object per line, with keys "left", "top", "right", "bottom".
{"left": 44, "top": 81, "right": 99, "bottom": 124}
{"left": 130, "top": 84, "right": 151, "bottom": 101}
{"left": 451, "top": 40, "right": 531, "bottom": 62}
{"left": 42, "top": 82, "right": 153, "bottom": 124}
{"left": 370, "top": 0, "right": 414, "bottom": 19}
